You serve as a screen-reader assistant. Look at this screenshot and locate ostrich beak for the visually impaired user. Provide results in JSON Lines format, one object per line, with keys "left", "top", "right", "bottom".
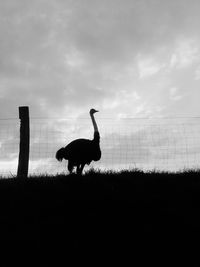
{"left": 90, "top": 108, "right": 99, "bottom": 114}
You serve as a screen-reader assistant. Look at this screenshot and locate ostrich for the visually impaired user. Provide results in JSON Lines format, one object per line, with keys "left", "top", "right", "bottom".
{"left": 55, "top": 108, "right": 101, "bottom": 175}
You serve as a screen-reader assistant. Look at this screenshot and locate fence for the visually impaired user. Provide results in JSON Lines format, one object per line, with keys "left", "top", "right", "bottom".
{"left": 0, "top": 113, "right": 200, "bottom": 177}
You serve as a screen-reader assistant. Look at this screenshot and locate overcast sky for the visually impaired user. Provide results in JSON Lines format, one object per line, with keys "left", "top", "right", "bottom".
{"left": 1, "top": 0, "right": 200, "bottom": 174}
{"left": 0, "top": 0, "right": 200, "bottom": 119}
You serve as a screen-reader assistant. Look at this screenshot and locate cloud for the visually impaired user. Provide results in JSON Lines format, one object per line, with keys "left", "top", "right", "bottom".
{"left": 0, "top": 0, "right": 200, "bottom": 119}
{"left": 169, "top": 87, "right": 183, "bottom": 101}
{"left": 0, "top": 0, "right": 200, "bottom": 175}
{"left": 194, "top": 66, "right": 200, "bottom": 80}
{"left": 137, "top": 56, "right": 164, "bottom": 79}
{"left": 1, "top": 0, "right": 200, "bottom": 174}
{"left": 169, "top": 39, "right": 200, "bottom": 69}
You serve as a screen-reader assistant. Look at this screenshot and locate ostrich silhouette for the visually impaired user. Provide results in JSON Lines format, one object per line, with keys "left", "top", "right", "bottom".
{"left": 56, "top": 108, "right": 101, "bottom": 175}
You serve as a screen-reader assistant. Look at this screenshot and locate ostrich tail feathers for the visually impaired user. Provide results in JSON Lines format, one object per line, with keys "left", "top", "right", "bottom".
{"left": 55, "top": 147, "right": 65, "bottom": 161}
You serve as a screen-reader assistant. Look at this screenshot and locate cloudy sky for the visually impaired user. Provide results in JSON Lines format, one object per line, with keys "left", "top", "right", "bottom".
{"left": 0, "top": 0, "right": 200, "bottom": 119}
{"left": 1, "top": 0, "right": 200, "bottom": 174}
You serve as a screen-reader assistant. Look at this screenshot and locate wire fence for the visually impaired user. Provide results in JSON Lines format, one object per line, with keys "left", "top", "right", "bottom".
{"left": 0, "top": 119, "right": 19, "bottom": 177}
{"left": 0, "top": 117, "right": 200, "bottom": 176}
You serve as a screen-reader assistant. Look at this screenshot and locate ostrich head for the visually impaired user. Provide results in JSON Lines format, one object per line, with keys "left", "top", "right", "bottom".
{"left": 90, "top": 108, "right": 99, "bottom": 115}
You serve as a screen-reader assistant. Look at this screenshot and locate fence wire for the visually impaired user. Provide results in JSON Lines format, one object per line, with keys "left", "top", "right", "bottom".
{"left": 0, "top": 119, "right": 19, "bottom": 176}
{"left": 0, "top": 117, "right": 200, "bottom": 176}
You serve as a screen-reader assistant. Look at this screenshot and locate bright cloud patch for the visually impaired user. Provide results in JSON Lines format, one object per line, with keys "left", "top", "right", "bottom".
{"left": 169, "top": 87, "right": 183, "bottom": 101}
{"left": 170, "top": 39, "right": 200, "bottom": 69}
{"left": 137, "top": 56, "right": 164, "bottom": 79}
{"left": 195, "top": 66, "right": 200, "bottom": 80}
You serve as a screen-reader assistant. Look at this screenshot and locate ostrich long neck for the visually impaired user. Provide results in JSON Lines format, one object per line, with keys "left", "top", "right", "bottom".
{"left": 90, "top": 113, "right": 99, "bottom": 133}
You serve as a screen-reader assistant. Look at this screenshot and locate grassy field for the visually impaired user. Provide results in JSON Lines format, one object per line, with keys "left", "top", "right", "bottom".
{"left": 0, "top": 168, "right": 200, "bottom": 264}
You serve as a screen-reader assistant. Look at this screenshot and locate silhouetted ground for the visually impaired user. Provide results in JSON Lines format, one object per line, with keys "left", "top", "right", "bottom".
{"left": 0, "top": 169, "right": 200, "bottom": 265}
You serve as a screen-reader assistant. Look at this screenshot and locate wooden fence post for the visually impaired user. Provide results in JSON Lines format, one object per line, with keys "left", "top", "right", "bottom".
{"left": 17, "top": 106, "right": 30, "bottom": 179}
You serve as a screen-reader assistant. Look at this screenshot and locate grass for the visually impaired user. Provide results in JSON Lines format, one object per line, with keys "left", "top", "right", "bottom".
{"left": 1, "top": 168, "right": 200, "bottom": 264}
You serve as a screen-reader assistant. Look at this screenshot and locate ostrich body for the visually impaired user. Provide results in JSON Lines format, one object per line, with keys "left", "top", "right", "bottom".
{"left": 56, "top": 109, "right": 101, "bottom": 175}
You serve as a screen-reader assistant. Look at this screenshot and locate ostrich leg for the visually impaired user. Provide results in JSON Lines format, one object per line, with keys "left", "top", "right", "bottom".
{"left": 68, "top": 161, "right": 73, "bottom": 174}
{"left": 76, "top": 164, "right": 81, "bottom": 175}
{"left": 79, "top": 163, "right": 85, "bottom": 175}
{"left": 76, "top": 163, "right": 85, "bottom": 175}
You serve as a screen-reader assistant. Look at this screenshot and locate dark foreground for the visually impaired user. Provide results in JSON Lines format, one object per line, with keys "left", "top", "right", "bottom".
{"left": 0, "top": 169, "right": 200, "bottom": 265}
